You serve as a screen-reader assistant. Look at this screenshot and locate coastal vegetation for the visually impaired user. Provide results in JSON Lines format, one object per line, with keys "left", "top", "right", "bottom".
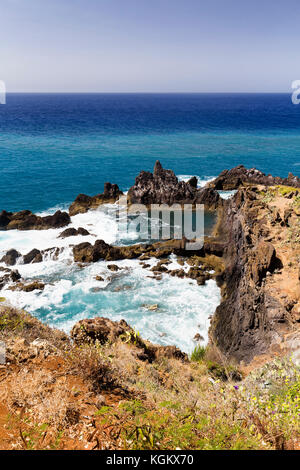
{"left": 0, "top": 305, "right": 299, "bottom": 450}
{"left": 0, "top": 164, "right": 300, "bottom": 450}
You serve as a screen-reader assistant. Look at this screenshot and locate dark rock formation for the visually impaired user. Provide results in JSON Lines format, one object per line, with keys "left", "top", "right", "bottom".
{"left": 1, "top": 246, "right": 65, "bottom": 266}
{"left": 8, "top": 280, "right": 45, "bottom": 292}
{"left": 0, "top": 249, "right": 21, "bottom": 266}
{"left": 209, "top": 187, "right": 289, "bottom": 363}
{"left": 0, "top": 267, "right": 21, "bottom": 290}
{"left": 128, "top": 160, "right": 221, "bottom": 209}
{"left": 23, "top": 249, "right": 43, "bottom": 264}
{"left": 73, "top": 238, "right": 208, "bottom": 264}
{"left": 107, "top": 264, "right": 120, "bottom": 272}
{"left": 0, "top": 210, "right": 70, "bottom": 231}
{"left": 59, "top": 227, "right": 90, "bottom": 238}
{"left": 207, "top": 165, "right": 300, "bottom": 190}
{"left": 187, "top": 176, "right": 198, "bottom": 188}
{"left": 69, "top": 183, "right": 123, "bottom": 216}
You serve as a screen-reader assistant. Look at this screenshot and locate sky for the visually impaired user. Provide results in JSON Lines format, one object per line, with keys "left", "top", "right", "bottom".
{"left": 0, "top": 0, "right": 300, "bottom": 92}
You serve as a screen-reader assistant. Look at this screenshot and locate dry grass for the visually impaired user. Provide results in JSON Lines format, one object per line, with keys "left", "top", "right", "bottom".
{"left": 0, "top": 305, "right": 299, "bottom": 450}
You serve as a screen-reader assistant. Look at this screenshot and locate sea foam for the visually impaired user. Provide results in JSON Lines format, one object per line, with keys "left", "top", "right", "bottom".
{"left": 0, "top": 201, "right": 221, "bottom": 354}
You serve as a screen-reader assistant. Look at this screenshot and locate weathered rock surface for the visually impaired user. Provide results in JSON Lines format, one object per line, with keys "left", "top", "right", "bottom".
{"left": 0, "top": 267, "right": 21, "bottom": 290}
{"left": 8, "top": 280, "right": 45, "bottom": 292}
{"left": 23, "top": 248, "right": 43, "bottom": 264}
{"left": 59, "top": 227, "right": 90, "bottom": 238}
{"left": 209, "top": 186, "right": 297, "bottom": 363}
{"left": 72, "top": 237, "right": 221, "bottom": 264}
{"left": 0, "top": 249, "right": 21, "bottom": 266}
{"left": 71, "top": 316, "right": 187, "bottom": 362}
{"left": 207, "top": 165, "right": 300, "bottom": 190}
{"left": 69, "top": 183, "right": 123, "bottom": 216}
{"left": 127, "top": 160, "right": 221, "bottom": 209}
{"left": 71, "top": 317, "right": 134, "bottom": 345}
{"left": 0, "top": 210, "right": 71, "bottom": 231}
{"left": 1, "top": 246, "right": 67, "bottom": 267}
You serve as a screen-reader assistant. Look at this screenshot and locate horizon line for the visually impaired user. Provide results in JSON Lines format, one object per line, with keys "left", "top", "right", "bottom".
{"left": 5, "top": 91, "right": 293, "bottom": 95}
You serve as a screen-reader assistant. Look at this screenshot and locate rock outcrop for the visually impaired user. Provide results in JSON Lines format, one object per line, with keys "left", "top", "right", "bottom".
{"left": 0, "top": 249, "right": 21, "bottom": 266}
{"left": 23, "top": 248, "right": 43, "bottom": 264}
{"left": 72, "top": 237, "right": 223, "bottom": 264}
{"left": 8, "top": 280, "right": 45, "bottom": 292}
{"left": 58, "top": 227, "right": 90, "bottom": 238}
{"left": 1, "top": 246, "right": 66, "bottom": 267}
{"left": 69, "top": 183, "right": 123, "bottom": 216}
{"left": 71, "top": 316, "right": 187, "bottom": 362}
{"left": 0, "top": 210, "right": 70, "bottom": 231}
{"left": 209, "top": 185, "right": 299, "bottom": 363}
{"left": 207, "top": 165, "right": 300, "bottom": 190}
{"left": 127, "top": 160, "right": 221, "bottom": 209}
{"left": 0, "top": 267, "right": 21, "bottom": 289}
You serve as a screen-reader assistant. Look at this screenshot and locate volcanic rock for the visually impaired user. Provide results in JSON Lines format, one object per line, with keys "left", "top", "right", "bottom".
{"left": 0, "top": 267, "right": 21, "bottom": 289}
{"left": 23, "top": 249, "right": 43, "bottom": 264}
{"left": 0, "top": 249, "right": 21, "bottom": 266}
{"left": 207, "top": 165, "right": 300, "bottom": 190}
{"left": 69, "top": 183, "right": 123, "bottom": 216}
{"left": 0, "top": 210, "right": 70, "bottom": 231}
{"left": 59, "top": 227, "right": 90, "bottom": 238}
{"left": 127, "top": 160, "right": 221, "bottom": 209}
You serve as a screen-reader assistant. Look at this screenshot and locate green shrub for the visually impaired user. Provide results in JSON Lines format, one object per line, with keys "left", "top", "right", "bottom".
{"left": 190, "top": 345, "right": 206, "bottom": 362}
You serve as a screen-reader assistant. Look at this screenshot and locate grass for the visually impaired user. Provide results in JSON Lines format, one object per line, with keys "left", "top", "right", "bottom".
{"left": 260, "top": 185, "right": 299, "bottom": 204}
{"left": 190, "top": 345, "right": 206, "bottom": 362}
{"left": 0, "top": 308, "right": 25, "bottom": 332}
{"left": 0, "top": 305, "right": 299, "bottom": 450}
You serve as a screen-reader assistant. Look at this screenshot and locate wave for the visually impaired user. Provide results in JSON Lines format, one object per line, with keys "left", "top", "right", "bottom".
{"left": 177, "top": 174, "right": 216, "bottom": 188}
{"left": 0, "top": 202, "right": 221, "bottom": 353}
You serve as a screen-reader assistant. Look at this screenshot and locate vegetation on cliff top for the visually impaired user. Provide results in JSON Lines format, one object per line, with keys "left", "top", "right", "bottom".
{"left": 0, "top": 306, "right": 299, "bottom": 450}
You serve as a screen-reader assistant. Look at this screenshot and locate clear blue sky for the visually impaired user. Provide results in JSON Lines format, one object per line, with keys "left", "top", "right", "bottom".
{"left": 1, "top": 0, "right": 299, "bottom": 92}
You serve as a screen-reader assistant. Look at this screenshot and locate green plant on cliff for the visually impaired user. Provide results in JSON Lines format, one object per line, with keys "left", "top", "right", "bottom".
{"left": 0, "top": 308, "right": 25, "bottom": 332}
{"left": 190, "top": 345, "right": 206, "bottom": 362}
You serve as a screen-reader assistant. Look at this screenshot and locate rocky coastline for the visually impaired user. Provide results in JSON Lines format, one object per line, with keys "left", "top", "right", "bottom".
{"left": 0, "top": 161, "right": 299, "bottom": 366}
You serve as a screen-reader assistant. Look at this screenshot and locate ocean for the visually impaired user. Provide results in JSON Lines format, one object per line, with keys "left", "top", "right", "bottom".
{"left": 0, "top": 93, "right": 299, "bottom": 352}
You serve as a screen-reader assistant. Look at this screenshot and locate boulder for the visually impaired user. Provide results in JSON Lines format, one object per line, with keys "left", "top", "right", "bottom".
{"left": 107, "top": 264, "right": 120, "bottom": 271}
{"left": 73, "top": 238, "right": 197, "bottom": 264}
{"left": 69, "top": 183, "right": 123, "bottom": 216}
{"left": 0, "top": 209, "right": 70, "bottom": 231}
{"left": 0, "top": 268, "right": 21, "bottom": 290}
{"left": 8, "top": 281, "right": 45, "bottom": 292}
{"left": 58, "top": 227, "right": 90, "bottom": 238}
{"left": 71, "top": 317, "right": 135, "bottom": 345}
{"left": 71, "top": 316, "right": 188, "bottom": 362}
{"left": 23, "top": 249, "right": 42, "bottom": 264}
{"left": 187, "top": 176, "right": 198, "bottom": 188}
{"left": 0, "top": 249, "right": 21, "bottom": 266}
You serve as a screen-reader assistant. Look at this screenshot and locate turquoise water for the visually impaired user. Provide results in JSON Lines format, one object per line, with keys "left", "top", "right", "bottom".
{"left": 0, "top": 93, "right": 299, "bottom": 212}
{"left": 0, "top": 93, "right": 299, "bottom": 351}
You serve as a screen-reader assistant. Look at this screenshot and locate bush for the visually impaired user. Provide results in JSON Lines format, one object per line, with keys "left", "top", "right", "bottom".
{"left": 190, "top": 345, "right": 206, "bottom": 362}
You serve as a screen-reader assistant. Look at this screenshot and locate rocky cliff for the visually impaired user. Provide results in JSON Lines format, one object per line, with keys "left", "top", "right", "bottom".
{"left": 207, "top": 164, "right": 300, "bottom": 190}
{"left": 209, "top": 184, "right": 300, "bottom": 363}
{"left": 128, "top": 160, "right": 221, "bottom": 209}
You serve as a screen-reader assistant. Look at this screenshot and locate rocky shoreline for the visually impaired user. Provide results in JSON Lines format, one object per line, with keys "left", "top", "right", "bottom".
{"left": 0, "top": 161, "right": 300, "bottom": 365}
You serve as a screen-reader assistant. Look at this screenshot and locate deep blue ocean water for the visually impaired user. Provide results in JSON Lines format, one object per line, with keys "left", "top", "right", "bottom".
{"left": 0, "top": 93, "right": 300, "bottom": 213}
{"left": 1, "top": 93, "right": 300, "bottom": 351}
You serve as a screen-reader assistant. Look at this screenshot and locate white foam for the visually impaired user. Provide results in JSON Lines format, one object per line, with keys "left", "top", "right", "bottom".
{"left": 177, "top": 174, "right": 216, "bottom": 188}
{"left": 218, "top": 190, "right": 237, "bottom": 200}
{"left": 0, "top": 203, "right": 221, "bottom": 353}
